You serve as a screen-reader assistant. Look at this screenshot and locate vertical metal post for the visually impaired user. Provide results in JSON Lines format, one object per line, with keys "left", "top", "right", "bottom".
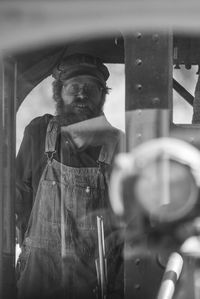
{"left": 124, "top": 31, "right": 173, "bottom": 151}
{"left": 123, "top": 31, "right": 173, "bottom": 299}
{"left": 125, "top": 31, "right": 172, "bottom": 111}
{"left": 0, "top": 54, "right": 4, "bottom": 299}
{"left": 0, "top": 56, "right": 17, "bottom": 299}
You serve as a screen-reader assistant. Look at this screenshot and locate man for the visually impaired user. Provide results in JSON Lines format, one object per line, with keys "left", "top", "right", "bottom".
{"left": 16, "top": 53, "right": 123, "bottom": 299}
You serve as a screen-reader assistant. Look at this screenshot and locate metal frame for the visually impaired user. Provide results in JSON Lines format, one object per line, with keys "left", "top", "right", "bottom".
{"left": 0, "top": 57, "right": 16, "bottom": 299}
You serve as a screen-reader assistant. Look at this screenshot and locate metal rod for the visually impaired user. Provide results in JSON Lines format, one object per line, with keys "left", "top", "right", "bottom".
{"left": 97, "top": 216, "right": 107, "bottom": 299}
{"left": 173, "top": 78, "right": 194, "bottom": 106}
{"left": 157, "top": 252, "right": 183, "bottom": 299}
{"left": 0, "top": 54, "right": 4, "bottom": 299}
{"left": 97, "top": 216, "right": 105, "bottom": 299}
{"left": 161, "top": 154, "right": 170, "bottom": 206}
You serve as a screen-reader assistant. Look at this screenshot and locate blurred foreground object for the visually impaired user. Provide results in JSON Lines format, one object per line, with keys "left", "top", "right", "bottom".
{"left": 110, "top": 138, "right": 200, "bottom": 299}
{"left": 110, "top": 137, "right": 200, "bottom": 226}
{"left": 157, "top": 252, "right": 183, "bottom": 299}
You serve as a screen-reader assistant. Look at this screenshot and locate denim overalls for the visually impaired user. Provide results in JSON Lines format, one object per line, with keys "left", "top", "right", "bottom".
{"left": 17, "top": 118, "right": 120, "bottom": 299}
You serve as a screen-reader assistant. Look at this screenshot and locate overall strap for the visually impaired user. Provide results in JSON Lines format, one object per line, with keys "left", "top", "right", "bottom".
{"left": 45, "top": 117, "right": 59, "bottom": 159}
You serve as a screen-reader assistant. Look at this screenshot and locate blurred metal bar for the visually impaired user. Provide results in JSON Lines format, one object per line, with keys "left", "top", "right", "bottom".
{"left": 124, "top": 32, "right": 173, "bottom": 298}
{"left": 1, "top": 1, "right": 200, "bottom": 52}
{"left": 1, "top": 56, "right": 17, "bottom": 299}
{"left": 0, "top": 54, "right": 4, "bottom": 299}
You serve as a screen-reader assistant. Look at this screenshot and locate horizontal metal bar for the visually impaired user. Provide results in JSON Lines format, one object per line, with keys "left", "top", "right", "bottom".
{"left": 1, "top": 1, "right": 200, "bottom": 51}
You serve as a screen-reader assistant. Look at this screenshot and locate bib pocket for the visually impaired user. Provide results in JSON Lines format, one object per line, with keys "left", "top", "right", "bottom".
{"left": 72, "top": 183, "right": 102, "bottom": 230}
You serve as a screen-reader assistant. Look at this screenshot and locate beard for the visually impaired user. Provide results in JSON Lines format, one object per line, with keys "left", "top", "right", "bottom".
{"left": 55, "top": 97, "right": 103, "bottom": 126}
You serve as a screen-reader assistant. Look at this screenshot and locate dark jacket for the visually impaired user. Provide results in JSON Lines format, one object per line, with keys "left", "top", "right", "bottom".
{"left": 16, "top": 113, "right": 124, "bottom": 299}
{"left": 15, "top": 114, "right": 108, "bottom": 240}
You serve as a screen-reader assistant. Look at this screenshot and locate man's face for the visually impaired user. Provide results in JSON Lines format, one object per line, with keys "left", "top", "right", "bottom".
{"left": 61, "top": 75, "right": 104, "bottom": 119}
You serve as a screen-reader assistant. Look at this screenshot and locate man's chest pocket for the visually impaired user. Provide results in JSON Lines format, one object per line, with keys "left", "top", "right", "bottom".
{"left": 73, "top": 184, "right": 102, "bottom": 230}
{"left": 72, "top": 183, "right": 102, "bottom": 230}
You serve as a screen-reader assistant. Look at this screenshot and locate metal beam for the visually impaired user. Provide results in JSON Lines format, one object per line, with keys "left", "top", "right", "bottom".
{"left": 173, "top": 78, "right": 194, "bottom": 106}
{"left": 124, "top": 32, "right": 172, "bottom": 111}
{"left": 0, "top": 57, "right": 16, "bottom": 299}
{"left": 1, "top": 1, "right": 200, "bottom": 52}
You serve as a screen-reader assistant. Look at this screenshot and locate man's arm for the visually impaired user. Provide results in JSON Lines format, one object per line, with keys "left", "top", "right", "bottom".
{"left": 16, "top": 126, "right": 33, "bottom": 246}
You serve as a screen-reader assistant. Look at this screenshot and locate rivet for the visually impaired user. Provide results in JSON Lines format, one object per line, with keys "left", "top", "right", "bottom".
{"left": 152, "top": 97, "right": 160, "bottom": 105}
{"left": 137, "top": 133, "right": 142, "bottom": 139}
{"left": 65, "top": 140, "right": 69, "bottom": 145}
{"left": 135, "top": 258, "right": 141, "bottom": 265}
{"left": 152, "top": 34, "right": 159, "bottom": 42}
{"left": 136, "top": 32, "right": 142, "bottom": 39}
{"left": 134, "top": 284, "right": 141, "bottom": 290}
{"left": 85, "top": 186, "right": 90, "bottom": 194}
{"left": 136, "top": 84, "right": 142, "bottom": 91}
{"left": 135, "top": 58, "right": 142, "bottom": 66}
{"left": 52, "top": 181, "right": 56, "bottom": 185}
{"left": 138, "top": 110, "right": 142, "bottom": 115}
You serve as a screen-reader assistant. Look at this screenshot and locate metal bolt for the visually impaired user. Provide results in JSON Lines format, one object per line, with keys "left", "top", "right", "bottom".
{"left": 135, "top": 58, "right": 142, "bottom": 66}
{"left": 136, "top": 84, "right": 142, "bottom": 91}
{"left": 134, "top": 284, "right": 141, "bottom": 290}
{"left": 136, "top": 32, "right": 142, "bottom": 39}
{"left": 152, "top": 97, "right": 160, "bottom": 105}
{"left": 85, "top": 186, "right": 91, "bottom": 194}
{"left": 152, "top": 33, "right": 159, "bottom": 42}
{"left": 135, "top": 258, "right": 141, "bottom": 265}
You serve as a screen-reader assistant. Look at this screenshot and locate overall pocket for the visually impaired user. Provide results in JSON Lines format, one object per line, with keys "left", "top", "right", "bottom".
{"left": 72, "top": 183, "right": 101, "bottom": 230}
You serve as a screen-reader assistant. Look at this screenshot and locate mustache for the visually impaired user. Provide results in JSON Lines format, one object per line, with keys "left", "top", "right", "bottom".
{"left": 72, "top": 98, "right": 99, "bottom": 114}
{"left": 73, "top": 97, "right": 90, "bottom": 106}
{"left": 73, "top": 97, "right": 90, "bottom": 105}
{"left": 56, "top": 97, "right": 102, "bottom": 120}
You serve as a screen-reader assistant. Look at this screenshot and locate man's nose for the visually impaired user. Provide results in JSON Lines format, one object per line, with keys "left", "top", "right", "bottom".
{"left": 77, "top": 87, "right": 87, "bottom": 99}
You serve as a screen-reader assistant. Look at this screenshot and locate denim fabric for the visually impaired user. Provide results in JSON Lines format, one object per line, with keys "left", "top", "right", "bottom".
{"left": 17, "top": 119, "right": 121, "bottom": 299}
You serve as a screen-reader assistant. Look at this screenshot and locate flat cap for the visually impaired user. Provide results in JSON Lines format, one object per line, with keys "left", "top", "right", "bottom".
{"left": 52, "top": 53, "right": 109, "bottom": 87}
